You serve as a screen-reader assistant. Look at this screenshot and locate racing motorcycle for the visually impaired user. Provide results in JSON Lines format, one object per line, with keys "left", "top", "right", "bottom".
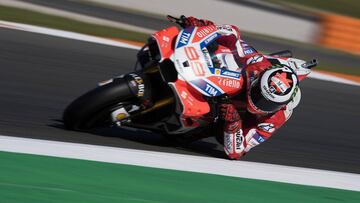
{"left": 63, "top": 16, "right": 317, "bottom": 141}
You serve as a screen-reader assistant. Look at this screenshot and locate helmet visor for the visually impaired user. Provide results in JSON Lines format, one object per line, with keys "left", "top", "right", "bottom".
{"left": 249, "top": 81, "right": 283, "bottom": 113}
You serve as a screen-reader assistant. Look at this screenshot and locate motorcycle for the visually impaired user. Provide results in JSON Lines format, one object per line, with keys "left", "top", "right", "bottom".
{"left": 63, "top": 16, "right": 317, "bottom": 142}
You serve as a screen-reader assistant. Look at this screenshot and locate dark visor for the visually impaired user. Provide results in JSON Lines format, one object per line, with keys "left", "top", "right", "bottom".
{"left": 249, "top": 82, "right": 283, "bottom": 113}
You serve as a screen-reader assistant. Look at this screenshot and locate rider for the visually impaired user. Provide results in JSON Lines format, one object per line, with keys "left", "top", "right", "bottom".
{"left": 180, "top": 16, "right": 301, "bottom": 159}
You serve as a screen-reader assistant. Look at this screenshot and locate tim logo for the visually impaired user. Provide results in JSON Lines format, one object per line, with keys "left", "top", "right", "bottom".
{"left": 177, "top": 28, "right": 194, "bottom": 48}
{"left": 205, "top": 83, "right": 218, "bottom": 96}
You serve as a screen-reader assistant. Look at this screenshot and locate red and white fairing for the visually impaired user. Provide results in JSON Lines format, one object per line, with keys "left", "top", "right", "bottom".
{"left": 151, "top": 25, "right": 312, "bottom": 133}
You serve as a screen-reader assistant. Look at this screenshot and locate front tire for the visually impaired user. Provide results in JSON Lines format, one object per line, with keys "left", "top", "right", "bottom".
{"left": 63, "top": 78, "right": 136, "bottom": 130}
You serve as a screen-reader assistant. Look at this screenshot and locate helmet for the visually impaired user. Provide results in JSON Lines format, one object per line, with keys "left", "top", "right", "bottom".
{"left": 247, "top": 65, "right": 300, "bottom": 114}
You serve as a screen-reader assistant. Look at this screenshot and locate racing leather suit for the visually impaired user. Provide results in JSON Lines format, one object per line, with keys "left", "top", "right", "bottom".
{"left": 182, "top": 16, "right": 294, "bottom": 160}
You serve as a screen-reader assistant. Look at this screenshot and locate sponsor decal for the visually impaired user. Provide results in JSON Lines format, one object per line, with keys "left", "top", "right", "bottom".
{"left": 180, "top": 90, "right": 187, "bottom": 99}
{"left": 216, "top": 25, "right": 233, "bottom": 32}
{"left": 163, "top": 36, "right": 170, "bottom": 42}
{"left": 204, "top": 33, "right": 218, "bottom": 44}
{"left": 221, "top": 70, "right": 241, "bottom": 78}
{"left": 176, "top": 27, "right": 194, "bottom": 48}
{"left": 180, "top": 90, "right": 194, "bottom": 106}
{"left": 196, "top": 25, "right": 216, "bottom": 38}
{"left": 209, "top": 68, "right": 241, "bottom": 79}
{"left": 209, "top": 68, "right": 222, "bottom": 75}
{"left": 175, "top": 59, "right": 184, "bottom": 73}
{"left": 190, "top": 79, "right": 223, "bottom": 97}
{"left": 235, "top": 132, "right": 243, "bottom": 150}
{"left": 190, "top": 79, "right": 222, "bottom": 97}
{"left": 246, "top": 55, "right": 263, "bottom": 65}
{"left": 244, "top": 47, "right": 255, "bottom": 55}
{"left": 205, "top": 83, "right": 218, "bottom": 96}
{"left": 217, "top": 78, "right": 241, "bottom": 88}
{"left": 200, "top": 33, "right": 220, "bottom": 48}
{"left": 253, "top": 132, "right": 266, "bottom": 143}
{"left": 180, "top": 32, "right": 191, "bottom": 45}
{"left": 111, "top": 107, "right": 130, "bottom": 122}
{"left": 161, "top": 36, "right": 170, "bottom": 48}
{"left": 262, "top": 85, "right": 276, "bottom": 99}
{"left": 129, "top": 73, "right": 145, "bottom": 97}
{"left": 269, "top": 85, "right": 277, "bottom": 93}
{"left": 202, "top": 48, "right": 213, "bottom": 67}
{"left": 290, "top": 86, "right": 299, "bottom": 100}
{"left": 258, "top": 123, "right": 275, "bottom": 133}
{"left": 225, "top": 133, "right": 233, "bottom": 153}
{"left": 116, "top": 113, "right": 127, "bottom": 120}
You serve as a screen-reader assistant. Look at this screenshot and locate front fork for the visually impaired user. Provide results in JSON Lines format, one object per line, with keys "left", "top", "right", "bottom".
{"left": 111, "top": 37, "right": 177, "bottom": 126}
{"left": 110, "top": 66, "right": 175, "bottom": 126}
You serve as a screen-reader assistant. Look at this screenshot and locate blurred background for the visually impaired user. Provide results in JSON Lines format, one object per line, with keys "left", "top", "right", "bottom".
{"left": 0, "top": 0, "right": 359, "bottom": 76}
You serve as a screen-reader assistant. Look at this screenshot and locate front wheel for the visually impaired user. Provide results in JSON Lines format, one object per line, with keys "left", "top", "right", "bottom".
{"left": 63, "top": 77, "right": 138, "bottom": 130}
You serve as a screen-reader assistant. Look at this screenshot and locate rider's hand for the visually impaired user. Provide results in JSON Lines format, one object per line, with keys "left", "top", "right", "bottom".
{"left": 221, "top": 103, "right": 242, "bottom": 133}
{"left": 182, "top": 16, "right": 214, "bottom": 27}
{"left": 220, "top": 103, "right": 240, "bottom": 122}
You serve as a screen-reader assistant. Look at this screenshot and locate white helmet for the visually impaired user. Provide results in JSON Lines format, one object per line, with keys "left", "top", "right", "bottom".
{"left": 247, "top": 65, "right": 300, "bottom": 114}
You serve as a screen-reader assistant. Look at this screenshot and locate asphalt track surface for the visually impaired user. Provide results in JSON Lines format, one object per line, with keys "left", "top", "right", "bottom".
{"left": 1, "top": 28, "right": 360, "bottom": 174}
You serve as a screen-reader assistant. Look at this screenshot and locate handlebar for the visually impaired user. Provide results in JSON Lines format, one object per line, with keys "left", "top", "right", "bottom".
{"left": 167, "top": 15, "right": 187, "bottom": 28}
{"left": 302, "top": 59, "right": 318, "bottom": 69}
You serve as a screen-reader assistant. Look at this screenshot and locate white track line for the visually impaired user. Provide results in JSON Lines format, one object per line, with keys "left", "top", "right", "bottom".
{"left": 0, "top": 0, "right": 155, "bottom": 34}
{"left": 0, "top": 135, "right": 359, "bottom": 192}
{"left": 0, "top": 20, "right": 358, "bottom": 86}
{"left": 309, "top": 71, "right": 360, "bottom": 86}
{"left": 0, "top": 20, "right": 141, "bottom": 49}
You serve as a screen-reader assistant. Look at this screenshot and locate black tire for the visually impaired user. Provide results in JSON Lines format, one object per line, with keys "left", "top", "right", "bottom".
{"left": 63, "top": 78, "right": 136, "bottom": 130}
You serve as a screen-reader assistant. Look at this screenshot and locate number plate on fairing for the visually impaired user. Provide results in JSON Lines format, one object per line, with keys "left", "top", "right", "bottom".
{"left": 174, "top": 26, "right": 243, "bottom": 97}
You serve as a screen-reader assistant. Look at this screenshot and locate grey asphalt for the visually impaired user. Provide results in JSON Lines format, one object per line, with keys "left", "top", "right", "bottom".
{"left": 17, "top": 0, "right": 360, "bottom": 72}
{"left": 0, "top": 28, "right": 359, "bottom": 173}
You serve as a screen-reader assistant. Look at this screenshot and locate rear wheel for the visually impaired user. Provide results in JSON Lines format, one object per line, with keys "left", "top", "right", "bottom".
{"left": 63, "top": 78, "right": 137, "bottom": 130}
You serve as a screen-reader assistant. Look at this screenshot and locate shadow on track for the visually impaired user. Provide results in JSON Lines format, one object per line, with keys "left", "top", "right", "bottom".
{"left": 49, "top": 120, "right": 227, "bottom": 159}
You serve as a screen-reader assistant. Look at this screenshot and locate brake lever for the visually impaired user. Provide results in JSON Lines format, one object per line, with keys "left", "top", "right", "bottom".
{"left": 166, "top": 15, "right": 180, "bottom": 23}
{"left": 167, "top": 15, "right": 187, "bottom": 28}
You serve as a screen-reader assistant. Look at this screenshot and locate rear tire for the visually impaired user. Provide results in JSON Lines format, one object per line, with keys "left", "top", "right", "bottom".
{"left": 63, "top": 78, "right": 136, "bottom": 130}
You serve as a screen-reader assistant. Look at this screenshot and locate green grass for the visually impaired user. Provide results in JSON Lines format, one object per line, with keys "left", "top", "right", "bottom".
{"left": 271, "top": 0, "right": 360, "bottom": 19}
{"left": 0, "top": 5, "right": 148, "bottom": 42}
{"left": 1, "top": 151, "right": 360, "bottom": 203}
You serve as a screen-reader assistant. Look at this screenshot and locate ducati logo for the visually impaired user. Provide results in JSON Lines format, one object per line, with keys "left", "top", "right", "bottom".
{"left": 129, "top": 73, "right": 145, "bottom": 97}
